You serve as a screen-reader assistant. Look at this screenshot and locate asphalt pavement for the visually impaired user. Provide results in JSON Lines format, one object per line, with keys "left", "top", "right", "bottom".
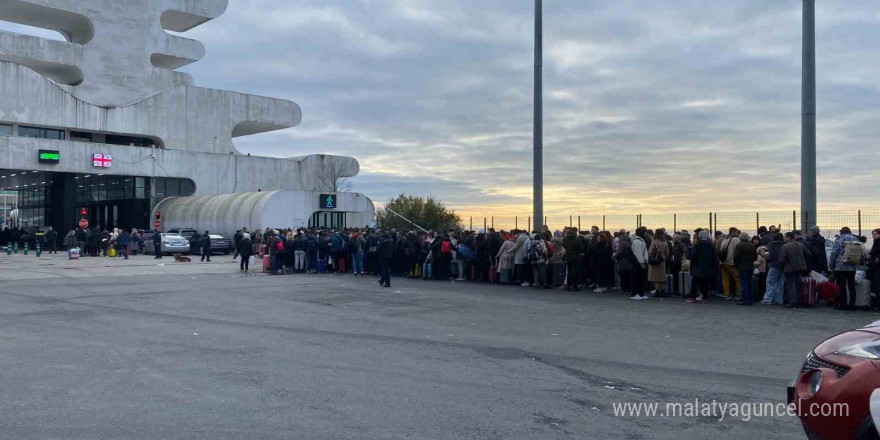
{"left": 0, "top": 263, "right": 872, "bottom": 439}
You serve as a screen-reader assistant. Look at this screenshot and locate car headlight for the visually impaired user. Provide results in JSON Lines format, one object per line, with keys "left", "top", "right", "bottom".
{"left": 808, "top": 370, "right": 823, "bottom": 396}
{"left": 835, "top": 341, "right": 880, "bottom": 359}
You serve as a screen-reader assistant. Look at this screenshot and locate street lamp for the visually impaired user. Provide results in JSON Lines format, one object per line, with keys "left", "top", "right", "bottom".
{"left": 533, "top": 0, "right": 543, "bottom": 233}
{"left": 801, "top": 0, "right": 816, "bottom": 233}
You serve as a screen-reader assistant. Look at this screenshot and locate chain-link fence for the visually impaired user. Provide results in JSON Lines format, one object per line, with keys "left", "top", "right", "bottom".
{"left": 459, "top": 210, "right": 880, "bottom": 243}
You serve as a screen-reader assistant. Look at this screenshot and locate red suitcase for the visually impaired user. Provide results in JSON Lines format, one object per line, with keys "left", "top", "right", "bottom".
{"left": 818, "top": 282, "right": 839, "bottom": 305}
{"left": 263, "top": 255, "right": 271, "bottom": 273}
{"left": 800, "top": 277, "right": 818, "bottom": 307}
{"left": 488, "top": 266, "right": 496, "bottom": 283}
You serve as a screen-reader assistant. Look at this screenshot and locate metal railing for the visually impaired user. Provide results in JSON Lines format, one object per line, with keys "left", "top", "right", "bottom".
{"left": 460, "top": 210, "right": 879, "bottom": 240}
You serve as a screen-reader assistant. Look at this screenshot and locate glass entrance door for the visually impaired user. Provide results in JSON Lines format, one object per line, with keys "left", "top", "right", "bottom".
{"left": 309, "top": 212, "right": 347, "bottom": 229}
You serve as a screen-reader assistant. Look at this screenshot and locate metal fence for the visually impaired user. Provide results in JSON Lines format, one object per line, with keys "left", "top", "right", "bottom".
{"left": 461, "top": 210, "right": 880, "bottom": 240}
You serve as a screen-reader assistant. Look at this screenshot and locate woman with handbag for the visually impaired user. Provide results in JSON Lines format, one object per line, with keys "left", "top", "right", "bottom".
{"left": 647, "top": 233, "right": 669, "bottom": 297}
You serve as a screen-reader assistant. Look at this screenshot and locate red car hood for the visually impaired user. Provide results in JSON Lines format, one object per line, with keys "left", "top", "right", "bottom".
{"left": 815, "top": 329, "right": 880, "bottom": 358}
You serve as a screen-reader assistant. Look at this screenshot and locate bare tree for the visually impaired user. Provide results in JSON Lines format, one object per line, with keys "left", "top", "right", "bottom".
{"left": 318, "top": 159, "right": 353, "bottom": 192}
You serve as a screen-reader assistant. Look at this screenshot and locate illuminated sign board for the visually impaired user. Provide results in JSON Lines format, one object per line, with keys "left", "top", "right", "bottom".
{"left": 320, "top": 194, "right": 337, "bottom": 209}
{"left": 38, "top": 150, "right": 60, "bottom": 164}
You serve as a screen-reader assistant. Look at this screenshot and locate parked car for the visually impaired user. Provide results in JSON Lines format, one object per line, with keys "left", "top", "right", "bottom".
{"left": 144, "top": 233, "right": 191, "bottom": 255}
{"left": 167, "top": 228, "right": 199, "bottom": 252}
{"left": 205, "top": 234, "right": 232, "bottom": 255}
{"left": 789, "top": 320, "right": 880, "bottom": 440}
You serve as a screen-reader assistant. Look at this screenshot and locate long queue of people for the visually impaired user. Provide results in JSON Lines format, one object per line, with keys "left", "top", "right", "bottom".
{"left": 238, "top": 224, "right": 880, "bottom": 310}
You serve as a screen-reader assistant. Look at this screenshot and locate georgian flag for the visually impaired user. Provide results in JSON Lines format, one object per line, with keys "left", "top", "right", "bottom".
{"left": 93, "top": 153, "right": 112, "bottom": 168}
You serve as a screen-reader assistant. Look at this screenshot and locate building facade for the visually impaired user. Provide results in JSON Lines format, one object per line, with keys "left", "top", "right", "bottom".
{"left": 0, "top": 0, "right": 374, "bottom": 233}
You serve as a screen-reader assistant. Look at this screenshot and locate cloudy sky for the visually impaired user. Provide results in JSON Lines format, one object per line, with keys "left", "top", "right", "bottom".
{"left": 4, "top": 1, "right": 879, "bottom": 221}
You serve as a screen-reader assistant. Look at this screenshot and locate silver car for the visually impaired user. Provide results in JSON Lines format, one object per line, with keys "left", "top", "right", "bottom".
{"left": 144, "top": 233, "right": 191, "bottom": 255}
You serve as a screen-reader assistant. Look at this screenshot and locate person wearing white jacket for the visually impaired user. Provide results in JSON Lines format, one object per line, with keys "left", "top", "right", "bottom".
{"left": 630, "top": 228, "right": 650, "bottom": 300}
{"left": 513, "top": 230, "right": 530, "bottom": 286}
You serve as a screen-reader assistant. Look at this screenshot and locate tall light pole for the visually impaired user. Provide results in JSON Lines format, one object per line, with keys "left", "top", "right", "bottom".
{"left": 533, "top": 0, "right": 544, "bottom": 233}
{"left": 801, "top": 0, "right": 816, "bottom": 233}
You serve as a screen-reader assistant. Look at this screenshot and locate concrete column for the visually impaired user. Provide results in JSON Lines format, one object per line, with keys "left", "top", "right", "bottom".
{"left": 533, "top": 0, "right": 544, "bottom": 231}
{"left": 801, "top": 0, "right": 817, "bottom": 233}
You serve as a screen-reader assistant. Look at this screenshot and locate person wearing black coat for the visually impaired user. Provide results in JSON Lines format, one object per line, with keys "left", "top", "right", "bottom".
{"left": 200, "top": 231, "right": 212, "bottom": 262}
{"left": 869, "top": 229, "right": 880, "bottom": 310}
{"left": 686, "top": 231, "right": 716, "bottom": 302}
{"left": 88, "top": 228, "right": 100, "bottom": 257}
{"left": 238, "top": 234, "right": 253, "bottom": 272}
{"left": 305, "top": 233, "right": 318, "bottom": 273}
{"left": 378, "top": 233, "right": 395, "bottom": 287}
{"left": 404, "top": 232, "right": 420, "bottom": 277}
{"left": 807, "top": 226, "right": 829, "bottom": 274}
{"left": 74, "top": 227, "right": 87, "bottom": 254}
{"left": 152, "top": 229, "right": 163, "bottom": 259}
{"left": 45, "top": 227, "right": 58, "bottom": 254}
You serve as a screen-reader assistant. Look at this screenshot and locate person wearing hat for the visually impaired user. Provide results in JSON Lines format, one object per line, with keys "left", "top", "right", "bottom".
{"left": 806, "top": 226, "right": 828, "bottom": 274}
{"left": 200, "top": 230, "right": 212, "bottom": 262}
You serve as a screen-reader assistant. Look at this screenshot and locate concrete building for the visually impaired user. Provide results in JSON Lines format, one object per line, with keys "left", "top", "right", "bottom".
{"left": 0, "top": 0, "right": 374, "bottom": 233}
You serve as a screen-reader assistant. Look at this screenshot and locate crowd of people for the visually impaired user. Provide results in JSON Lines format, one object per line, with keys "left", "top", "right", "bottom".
{"left": 233, "top": 224, "right": 880, "bottom": 310}
{"left": 5, "top": 223, "right": 879, "bottom": 311}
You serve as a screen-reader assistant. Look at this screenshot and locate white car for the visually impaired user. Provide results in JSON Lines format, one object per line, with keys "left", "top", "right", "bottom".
{"left": 144, "top": 233, "right": 191, "bottom": 255}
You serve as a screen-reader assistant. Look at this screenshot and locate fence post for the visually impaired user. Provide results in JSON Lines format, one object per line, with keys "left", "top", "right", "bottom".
{"left": 484, "top": 218, "right": 487, "bottom": 232}
{"left": 569, "top": 215, "right": 572, "bottom": 228}
{"left": 528, "top": 217, "right": 531, "bottom": 232}
{"left": 756, "top": 212, "right": 760, "bottom": 234}
{"left": 793, "top": 210, "right": 797, "bottom": 232}
{"left": 491, "top": 216, "right": 494, "bottom": 229}
{"left": 544, "top": 216, "right": 547, "bottom": 228}
{"left": 859, "top": 210, "right": 862, "bottom": 237}
{"left": 673, "top": 214, "right": 677, "bottom": 232}
{"left": 515, "top": 216, "right": 518, "bottom": 230}
{"left": 578, "top": 216, "right": 581, "bottom": 231}
{"left": 470, "top": 217, "right": 473, "bottom": 231}
{"left": 713, "top": 212, "right": 717, "bottom": 234}
{"left": 603, "top": 215, "right": 606, "bottom": 231}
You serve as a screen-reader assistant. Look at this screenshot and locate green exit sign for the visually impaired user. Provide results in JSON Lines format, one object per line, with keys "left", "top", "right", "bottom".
{"left": 38, "top": 149, "right": 60, "bottom": 164}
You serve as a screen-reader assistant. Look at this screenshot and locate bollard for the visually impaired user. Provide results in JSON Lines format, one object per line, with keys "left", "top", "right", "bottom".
{"left": 36, "top": 242, "right": 42, "bottom": 257}
{"left": 5, "top": 245, "right": 10, "bottom": 255}
{"left": 13, "top": 242, "right": 18, "bottom": 254}
{"left": 23, "top": 243, "right": 28, "bottom": 255}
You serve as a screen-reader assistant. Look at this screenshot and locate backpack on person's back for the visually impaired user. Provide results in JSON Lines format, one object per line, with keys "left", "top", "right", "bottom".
{"left": 844, "top": 241, "right": 863, "bottom": 266}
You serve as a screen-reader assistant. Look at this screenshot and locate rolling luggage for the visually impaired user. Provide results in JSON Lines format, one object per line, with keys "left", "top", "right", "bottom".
{"left": 553, "top": 264, "right": 566, "bottom": 287}
{"left": 488, "top": 265, "right": 496, "bottom": 283}
{"left": 68, "top": 247, "right": 80, "bottom": 260}
{"left": 800, "top": 277, "right": 818, "bottom": 307}
{"left": 263, "top": 255, "right": 271, "bottom": 273}
{"left": 678, "top": 272, "right": 692, "bottom": 296}
{"left": 108, "top": 247, "right": 117, "bottom": 258}
{"left": 818, "top": 282, "right": 839, "bottom": 305}
{"left": 317, "top": 259, "right": 326, "bottom": 274}
{"left": 665, "top": 274, "right": 673, "bottom": 295}
{"left": 856, "top": 279, "right": 873, "bottom": 308}
{"left": 500, "top": 268, "right": 512, "bottom": 284}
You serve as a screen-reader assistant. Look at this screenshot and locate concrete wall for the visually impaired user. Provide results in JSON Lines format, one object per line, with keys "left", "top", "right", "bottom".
{"left": 0, "top": 61, "right": 301, "bottom": 155}
{"left": 0, "top": 0, "right": 228, "bottom": 107}
{"left": 155, "top": 191, "right": 376, "bottom": 240}
{"left": 0, "top": 136, "right": 359, "bottom": 195}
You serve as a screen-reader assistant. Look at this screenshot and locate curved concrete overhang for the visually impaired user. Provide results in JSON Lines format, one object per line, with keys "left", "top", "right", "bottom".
{"left": 0, "top": 0, "right": 95, "bottom": 44}
{"left": 160, "top": 0, "right": 229, "bottom": 32}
